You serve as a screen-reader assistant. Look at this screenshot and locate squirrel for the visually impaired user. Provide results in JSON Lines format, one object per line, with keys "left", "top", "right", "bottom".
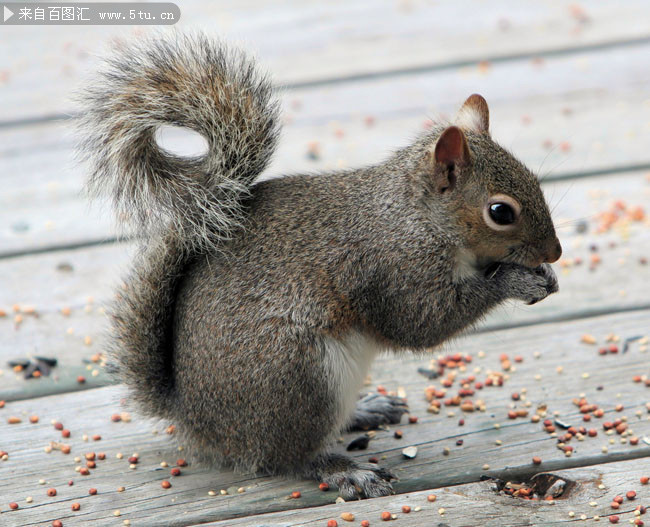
{"left": 77, "top": 33, "right": 561, "bottom": 499}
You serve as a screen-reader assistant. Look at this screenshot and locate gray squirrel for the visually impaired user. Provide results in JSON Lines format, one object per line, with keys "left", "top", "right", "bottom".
{"left": 77, "top": 33, "right": 561, "bottom": 499}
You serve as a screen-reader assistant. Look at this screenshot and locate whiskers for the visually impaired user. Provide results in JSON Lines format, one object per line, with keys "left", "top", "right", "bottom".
{"left": 502, "top": 244, "right": 538, "bottom": 267}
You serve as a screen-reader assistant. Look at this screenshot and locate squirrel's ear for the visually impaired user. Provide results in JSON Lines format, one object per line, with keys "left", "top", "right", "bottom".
{"left": 455, "top": 94, "right": 490, "bottom": 135}
{"left": 428, "top": 126, "right": 470, "bottom": 194}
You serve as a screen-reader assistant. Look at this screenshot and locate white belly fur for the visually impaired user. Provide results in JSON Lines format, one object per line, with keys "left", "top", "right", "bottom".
{"left": 321, "top": 332, "right": 385, "bottom": 433}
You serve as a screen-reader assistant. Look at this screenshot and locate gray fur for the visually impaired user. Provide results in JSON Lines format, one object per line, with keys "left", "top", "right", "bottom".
{"left": 79, "top": 33, "right": 560, "bottom": 498}
{"left": 76, "top": 32, "right": 280, "bottom": 249}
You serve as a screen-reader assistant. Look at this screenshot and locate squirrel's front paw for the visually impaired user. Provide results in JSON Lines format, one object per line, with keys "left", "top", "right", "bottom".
{"left": 497, "top": 263, "right": 558, "bottom": 305}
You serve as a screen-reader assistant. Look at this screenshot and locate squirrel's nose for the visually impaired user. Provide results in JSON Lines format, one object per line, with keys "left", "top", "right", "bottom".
{"left": 544, "top": 239, "right": 562, "bottom": 263}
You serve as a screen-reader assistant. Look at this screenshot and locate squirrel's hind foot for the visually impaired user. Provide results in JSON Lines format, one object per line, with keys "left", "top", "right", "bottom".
{"left": 347, "top": 393, "right": 409, "bottom": 431}
{"left": 306, "top": 453, "right": 395, "bottom": 499}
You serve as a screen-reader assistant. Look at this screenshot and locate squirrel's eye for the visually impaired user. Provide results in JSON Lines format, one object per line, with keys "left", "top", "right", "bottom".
{"left": 488, "top": 203, "right": 516, "bottom": 225}
{"left": 483, "top": 194, "right": 521, "bottom": 231}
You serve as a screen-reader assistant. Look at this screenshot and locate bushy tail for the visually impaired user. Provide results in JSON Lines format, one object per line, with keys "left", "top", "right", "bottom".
{"left": 76, "top": 33, "right": 280, "bottom": 417}
{"left": 77, "top": 31, "right": 280, "bottom": 248}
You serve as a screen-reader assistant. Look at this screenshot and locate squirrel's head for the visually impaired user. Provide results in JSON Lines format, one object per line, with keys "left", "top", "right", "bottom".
{"left": 422, "top": 94, "right": 561, "bottom": 269}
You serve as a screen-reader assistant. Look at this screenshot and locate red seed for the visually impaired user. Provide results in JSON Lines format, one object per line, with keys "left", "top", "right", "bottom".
{"left": 79, "top": 467, "right": 90, "bottom": 476}
{"left": 361, "top": 522, "right": 370, "bottom": 527}
{"left": 68, "top": 481, "right": 73, "bottom": 486}
{"left": 54, "top": 422, "right": 63, "bottom": 430}
{"left": 77, "top": 376, "right": 86, "bottom": 384}
{"left": 9, "top": 502, "right": 18, "bottom": 510}
{"left": 610, "top": 516, "right": 620, "bottom": 524}
{"left": 508, "top": 410, "right": 517, "bottom": 419}
{"left": 611, "top": 501, "right": 620, "bottom": 509}
{"left": 86, "top": 461, "right": 96, "bottom": 469}
{"left": 161, "top": 480, "right": 171, "bottom": 489}
{"left": 532, "top": 456, "right": 542, "bottom": 465}
{"left": 627, "top": 490, "right": 637, "bottom": 500}
{"left": 85, "top": 453, "right": 96, "bottom": 461}
{"left": 92, "top": 434, "right": 101, "bottom": 441}
{"left": 176, "top": 458, "right": 187, "bottom": 467}
{"left": 170, "top": 467, "right": 181, "bottom": 476}
{"left": 29, "top": 415, "right": 39, "bottom": 423}
{"left": 614, "top": 496, "right": 624, "bottom": 504}
{"left": 61, "top": 429, "right": 71, "bottom": 438}
{"left": 52, "top": 521, "right": 63, "bottom": 527}
{"left": 641, "top": 476, "right": 649, "bottom": 485}
{"left": 71, "top": 503, "right": 80, "bottom": 511}
{"left": 630, "top": 437, "right": 640, "bottom": 445}
{"left": 394, "top": 430, "right": 403, "bottom": 439}
{"left": 408, "top": 416, "right": 418, "bottom": 424}
{"left": 381, "top": 511, "right": 391, "bottom": 521}
{"left": 616, "top": 423, "right": 627, "bottom": 434}
{"left": 110, "top": 414, "right": 121, "bottom": 422}
{"left": 588, "top": 429, "right": 598, "bottom": 437}
{"left": 402, "top": 505, "right": 411, "bottom": 513}
{"left": 88, "top": 488, "right": 97, "bottom": 495}
{"left": 634, "top": 520, "right": 644, "bottom": 526}
{"left": 327, "top": 521, "right": 338, "bottom": 527}
{"left": 319, "top": 482, "right": 330, "bottom": 491}
{"left": 128, "top": 456, "right": 138, "bottom": 464}
{"left": 291, "top": 491, "right": 301, "bottom": 499}
{"left": 368, "top": 457, "right": 379, "bottom": 464}
{"left": 61, "top": 445, "right": 71, "bottom": 454}
{"left": 47, "top": 488, "right": 57, "bottom": 496}
{"left": 97, "top": 453, "right": 106, "bottom": 460}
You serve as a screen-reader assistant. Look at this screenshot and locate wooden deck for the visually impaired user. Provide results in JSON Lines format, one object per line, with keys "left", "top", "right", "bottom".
{"left": 1, "top": 1, "right": 650, "bottom": 525}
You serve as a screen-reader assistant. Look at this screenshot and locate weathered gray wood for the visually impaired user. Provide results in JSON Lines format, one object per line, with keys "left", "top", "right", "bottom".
{"left": 209, "top": 460, "right": 650, "bottom": 526}
{"left": 1, "top": 309, "right": 649, "bottom": 525}
{"left": 3, "top": 47, "right": 650, "bottom": 257}
{"left": 2, "top": 0, "right": 650, "bottom": 123}
{"left": 2, "top": 170, "right": 650, "bottom": 400}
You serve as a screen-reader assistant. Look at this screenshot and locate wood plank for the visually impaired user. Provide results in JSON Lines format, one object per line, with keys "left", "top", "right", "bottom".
{"left": 213, "top": 459, "right": 650, "bottom": 526}
{"left": 2, "top": 43, "right": 650, "bottom": 255}
{"left": 2, "top": 169, "right": 649, "bottom": 400}
{"left": 2, "top": 0, "right": 650, "bottom": 123}
{"left": 1, "top": 309, "right": 649, "bottom": 525}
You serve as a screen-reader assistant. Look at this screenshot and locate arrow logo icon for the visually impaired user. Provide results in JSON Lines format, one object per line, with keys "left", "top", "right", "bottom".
{"left": 4, "top": 5, "right": 14, "bottom": 22}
